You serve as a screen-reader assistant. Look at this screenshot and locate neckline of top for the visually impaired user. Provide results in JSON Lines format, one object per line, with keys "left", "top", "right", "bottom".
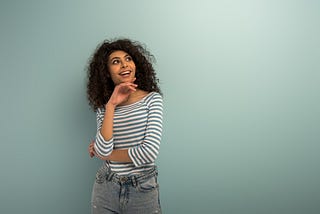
{"left": 116, "top": 92, "right": 155, "bottom": 108}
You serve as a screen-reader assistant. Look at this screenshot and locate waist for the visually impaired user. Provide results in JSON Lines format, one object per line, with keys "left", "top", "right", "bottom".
{"left": 99, "top": 164, "right": 158, "bottom": 186}
{"left": 105, "top": 161, "right": 155, "bottom": 176}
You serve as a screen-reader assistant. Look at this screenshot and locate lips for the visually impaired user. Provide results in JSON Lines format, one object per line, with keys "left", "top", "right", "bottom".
{"left": 119, "top": 70, "right": 131, "bottom": 76}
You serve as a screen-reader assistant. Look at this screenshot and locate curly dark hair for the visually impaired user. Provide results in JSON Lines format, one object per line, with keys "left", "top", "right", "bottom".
{"left": 86, "top": 38, "right": 162, "bottom": 111}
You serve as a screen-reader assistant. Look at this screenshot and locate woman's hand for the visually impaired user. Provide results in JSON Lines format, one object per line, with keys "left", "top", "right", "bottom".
{"left": 107, "top": 78, "right": 137, "bottom": 107}
{"left": 88, "top": 140, "right": 110, "bottom": 160}
{"left": 88, "top": 140, "right": 96, "bottom": 158}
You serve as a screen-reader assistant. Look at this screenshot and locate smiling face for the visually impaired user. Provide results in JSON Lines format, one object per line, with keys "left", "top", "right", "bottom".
{"left": 107, "top": 50, "right": 136, "bottom": 85}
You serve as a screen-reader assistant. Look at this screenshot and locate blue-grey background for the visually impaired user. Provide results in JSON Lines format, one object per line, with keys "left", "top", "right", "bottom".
{"left": 1, "top": 0, "right": 319, "bottom": 213}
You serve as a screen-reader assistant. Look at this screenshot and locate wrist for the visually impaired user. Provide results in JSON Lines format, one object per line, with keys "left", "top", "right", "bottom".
{"left": 105, "top": 102, "right": 116, "bottom": 109}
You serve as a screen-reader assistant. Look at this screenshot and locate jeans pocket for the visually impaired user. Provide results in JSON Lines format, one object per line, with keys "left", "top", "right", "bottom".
{"left": 95, "top": 166, "right": 108, "bottom": 184}
{"left": 137, "top": 176, "right": 159, "bottom": 192}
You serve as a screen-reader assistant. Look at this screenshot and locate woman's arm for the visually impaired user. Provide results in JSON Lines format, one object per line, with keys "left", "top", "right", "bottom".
{"left": 93, "top": 106, "right": 114, "bottom": 158}
{"left": 100, "top": 81, "right": 137, "bottom": 141}
{"left": 89, "top": 143, "right": 132, "bottom": 162}
{"left": 91, "top": 81, "right": 137, "bottom": 160}
{"left": 128, "top": 93, "right": 163, "bottom": 166}
{"left": 106, "top": 149, "right": 132, "bottom": 162}
{"left": 100, "top": 103, "right": 116, "bottom": 141}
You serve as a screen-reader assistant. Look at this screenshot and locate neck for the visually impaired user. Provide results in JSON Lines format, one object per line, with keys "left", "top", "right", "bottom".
{"left": 120, "top": 89, "right": 149, "bottom": 106}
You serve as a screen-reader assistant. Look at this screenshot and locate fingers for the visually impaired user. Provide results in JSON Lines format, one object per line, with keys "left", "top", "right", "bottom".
{"left": 108, "top": 80, "right": 138, "bottom": 106}
{"left": 88, "top": 140, "right": 95, "bottom": 158}
{"left": 116, "top": 82, "right": 138, "bottom": 94}
{"left": 120, "top": 82, "right": 138, "bottom": 89}
{"left": 127, "top": 85, "right": 137, "bottom": 92}
{"left": 118, "top": 80, "right": 137, "bottom": 87}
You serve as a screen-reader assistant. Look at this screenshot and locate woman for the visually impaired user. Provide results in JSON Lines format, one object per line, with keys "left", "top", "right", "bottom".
{"left": 87, "top": 38, "right": 163, "bottom": 214}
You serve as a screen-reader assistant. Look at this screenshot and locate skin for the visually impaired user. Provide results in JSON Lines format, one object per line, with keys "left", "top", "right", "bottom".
{"left": 88, "top": 50, "right": 149, "bottom": 162}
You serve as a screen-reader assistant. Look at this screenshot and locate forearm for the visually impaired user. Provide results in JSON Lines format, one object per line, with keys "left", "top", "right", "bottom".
{"left": 94, "top": 148, "right": 132, "bottom": 162}
{"left": 100, "top": 103, "right": 115, "bottom": 141}
{"left": 93, "top": 104, "right": 115, "bottom": 158}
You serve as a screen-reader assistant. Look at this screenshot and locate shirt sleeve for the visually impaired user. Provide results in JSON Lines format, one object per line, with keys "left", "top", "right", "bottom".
{"left": 128, "top": 93, "right": 163, "bottom": 167}
{"left": 94, "top": 108, "right": 114, "bottom": 157}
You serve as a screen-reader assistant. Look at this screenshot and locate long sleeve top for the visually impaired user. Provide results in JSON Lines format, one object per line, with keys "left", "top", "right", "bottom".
{"left": 94, "top": 92, "right": 163, "bottom": 176}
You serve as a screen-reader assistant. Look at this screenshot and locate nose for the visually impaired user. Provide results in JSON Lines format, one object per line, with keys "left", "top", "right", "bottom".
{"left": 121, "top": 60, "right": 128, "bottom": 68}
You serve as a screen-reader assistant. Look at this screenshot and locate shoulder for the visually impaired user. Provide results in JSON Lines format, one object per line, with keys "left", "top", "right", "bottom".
{"left": 145, "top": 91, "right": 162, "bottom": 101}
{"left": 145, "top": 92, "right": 163, "bottom": 107}
{"left": 96, "top": 107, "right": 105, "bottom": 116}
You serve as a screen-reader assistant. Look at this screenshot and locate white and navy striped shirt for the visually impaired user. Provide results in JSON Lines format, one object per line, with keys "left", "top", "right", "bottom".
{"left": 94, "top": 92, "right": 163, "bottom": 176}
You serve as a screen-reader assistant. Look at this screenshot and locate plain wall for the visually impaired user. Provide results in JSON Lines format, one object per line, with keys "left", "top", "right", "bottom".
{"left": 1, "top": 0, "right": 319, "bottom": 213}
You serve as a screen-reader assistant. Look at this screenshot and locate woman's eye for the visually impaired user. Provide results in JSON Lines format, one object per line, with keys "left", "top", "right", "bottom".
{"left": 112, "top": 59, "right": 120, "bottom": 64}
{"left": 125, "top": 56, "right": 132, "bottom": 61}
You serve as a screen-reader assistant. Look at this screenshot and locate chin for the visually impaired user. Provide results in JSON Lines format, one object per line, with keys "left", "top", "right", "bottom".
{"left": 124, "top": 76, "right": 136, "bottom": 82}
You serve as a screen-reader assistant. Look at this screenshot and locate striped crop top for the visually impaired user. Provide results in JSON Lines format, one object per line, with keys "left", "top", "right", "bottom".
{"left": 94, "top": 92, "right": 163, "bottom": 176}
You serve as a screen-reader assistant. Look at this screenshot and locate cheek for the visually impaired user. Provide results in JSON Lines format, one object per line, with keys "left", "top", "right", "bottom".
{"left": 132, "top": 65, "right": 136, "bottom": 74}
{"left": 110, "top": 73, "right": 119, "bottom": 83}
{"left": 108, "top": 70, "right": 118, "bottom": 83}
{"left": 108, "top": 66, "right": 118, "bottom": 77}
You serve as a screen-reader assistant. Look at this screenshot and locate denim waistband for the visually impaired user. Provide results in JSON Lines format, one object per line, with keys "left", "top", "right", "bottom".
{"left": 103, "top": 166, "right": 158, "bottom": 187}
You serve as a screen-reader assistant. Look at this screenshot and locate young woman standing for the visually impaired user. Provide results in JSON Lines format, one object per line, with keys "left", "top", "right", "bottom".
{"left": 87, "top": 38, "right": 163, "bottom": 214}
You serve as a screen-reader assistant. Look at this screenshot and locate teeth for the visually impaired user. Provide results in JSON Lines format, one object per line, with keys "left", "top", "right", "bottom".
{"left": 120, "top": 71, "right": 130, "bottom": 75}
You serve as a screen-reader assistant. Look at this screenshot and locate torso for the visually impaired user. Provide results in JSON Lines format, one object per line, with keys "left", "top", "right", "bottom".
{"left": 96, "top": 91, "right": 163, "bottom": 176}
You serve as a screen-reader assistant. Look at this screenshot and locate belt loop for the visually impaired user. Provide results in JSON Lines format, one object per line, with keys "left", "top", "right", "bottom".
{"left": 107, "top": 171, "right": 114, "bottom": 181}
{"left": 131, "top": 176, "right": 137, "bottom": 187}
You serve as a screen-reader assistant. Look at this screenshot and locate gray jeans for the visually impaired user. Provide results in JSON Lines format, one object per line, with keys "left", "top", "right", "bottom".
{"left": 91, "top": 164, "right": 162, "bottom": 214}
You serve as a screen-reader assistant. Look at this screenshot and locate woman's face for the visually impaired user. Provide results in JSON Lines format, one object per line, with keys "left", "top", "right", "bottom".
{"left": 107, "top": 50, "right": 136, "bottom": 85}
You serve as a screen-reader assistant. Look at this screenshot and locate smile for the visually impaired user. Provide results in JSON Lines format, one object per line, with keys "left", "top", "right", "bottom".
{"left": 119, "top": 70, "right": 131, "bottom": 76}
